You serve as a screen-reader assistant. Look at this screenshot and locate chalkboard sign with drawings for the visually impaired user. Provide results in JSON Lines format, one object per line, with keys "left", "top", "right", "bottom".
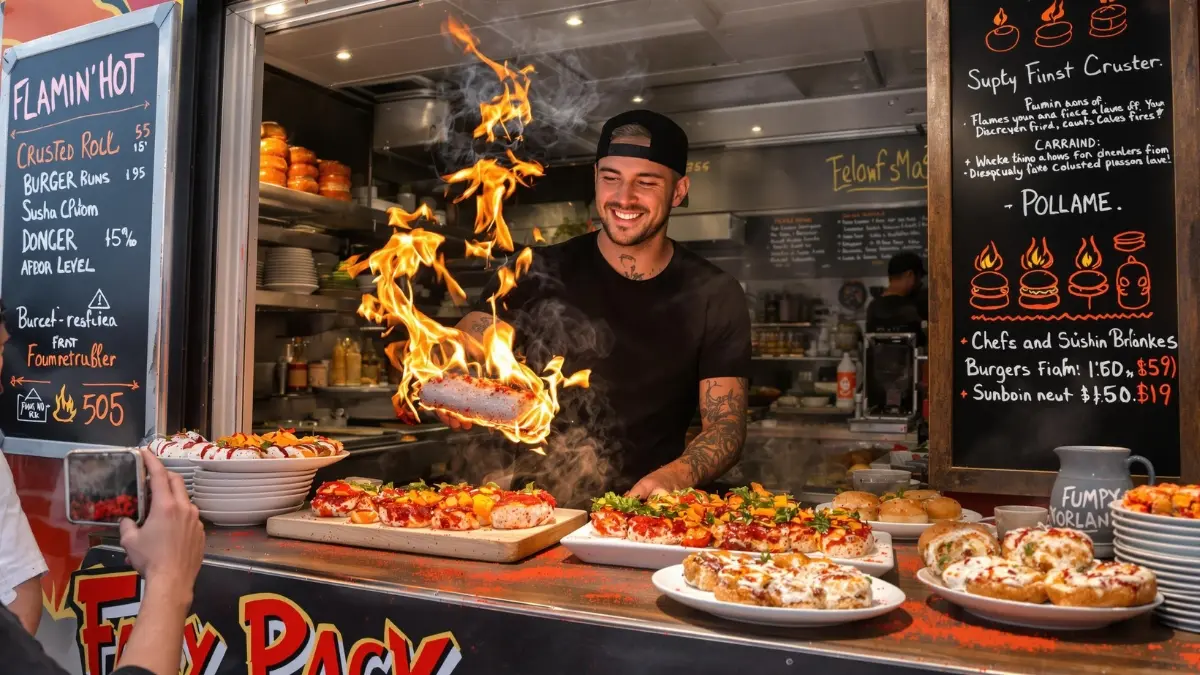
{"left": 0, "top": 5, "right": 179, "bottom": 457}
{"left": 949, "top": 0, "right": 1180, "bottom": 476}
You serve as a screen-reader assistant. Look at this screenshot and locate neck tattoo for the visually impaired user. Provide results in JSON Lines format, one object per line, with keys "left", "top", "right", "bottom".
{"left": 617, "top": 254, "right": 647, "bottom": 280}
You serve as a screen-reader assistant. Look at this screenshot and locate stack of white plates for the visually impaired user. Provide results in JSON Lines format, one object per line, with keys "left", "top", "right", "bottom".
{"left": 1111, "top": 501, "right": 1200, "bottom": 633}
{"left": 159, "top": 457, "right": 194, "bottom": 494}
{"left": 190, "top": 468, "right": 316, "bottom": 526}
{"left": 265, "top": 246, "right": 318, "bottom": 294}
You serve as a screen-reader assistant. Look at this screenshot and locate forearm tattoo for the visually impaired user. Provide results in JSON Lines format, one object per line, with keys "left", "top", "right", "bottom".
{"left": 680, "top": 378, "right": 747, "bottom": 485}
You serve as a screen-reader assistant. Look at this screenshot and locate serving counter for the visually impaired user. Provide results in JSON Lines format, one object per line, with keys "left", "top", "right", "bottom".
{"left": 77, "top": 529, "right": 1200, "bottom": 674}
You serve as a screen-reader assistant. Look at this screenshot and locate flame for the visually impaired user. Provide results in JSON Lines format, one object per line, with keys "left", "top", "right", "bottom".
{"left": 530, "top": 446, "right": 547, "bottom": 456}
{"left": 52, "top": 385, "right": 76, "bottom": 423}
{"left": 1041, "top": 0, "right": 1065, "bottom": 22}
{"left": 994, "top": 8, "right": 1008, "bottom": 26}
{"left": 1020, "top": 237, "right": 1055, "bottom": 270}
{"left": 349, "top": 18, "right": 588, "bottom": 446}
{"left": 1074, "top": 236, "right": 1102, "bottom": 270}
{"left": 974, "top": 241, "right": 1004, "bottom": 271}
{"left": 532, "top": 227, "right": 545, "bottom": 244}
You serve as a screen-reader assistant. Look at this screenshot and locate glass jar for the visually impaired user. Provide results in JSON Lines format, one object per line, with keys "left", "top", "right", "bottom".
{"left": 361, "top": 341, "right": 380, "bottom": 385}
{"left": 308, "top": 360, "right": 328, "bottom": 388}
{"left": 345, "top": 339, "right": 362, "bottom": 386}
{"left": 330, "top": 338, "right": 347, "bottom": 386}
{"left": 286, "top": 338, "right": 308, "bottom": 392}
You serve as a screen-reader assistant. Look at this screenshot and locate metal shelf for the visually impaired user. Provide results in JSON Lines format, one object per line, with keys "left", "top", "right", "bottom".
{"left": 255, "top": 290, "right": 358, "bottom": 312}
{"left": 257, "top": 222, "right": 346, "bottom": 253}
{"left": 258, "top": 182, "right": 391, "bottom": 232}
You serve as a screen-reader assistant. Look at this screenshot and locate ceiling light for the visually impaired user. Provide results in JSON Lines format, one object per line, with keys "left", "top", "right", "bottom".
{"left": 264, "top": 3, "right": 286, "bottom": 16}
{"left": 631, "top": 95, "right": 644, "bottom": 104}
{"left": 336, "top": 50, "right": 352, "bottom": 61}
{"left": 565, "top": 15, "right": 583, "bottom": 27}
{"left": 751, "top": 125, "right": 763, "bottom": 133}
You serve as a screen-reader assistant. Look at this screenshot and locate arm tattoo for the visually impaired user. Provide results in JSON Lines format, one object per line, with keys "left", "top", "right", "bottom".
{"left": 679, "top": 377, "right": 748, "bottom": 485}
{"left": 461, "top": 312, "right": 494, "bottom": 341}
{"left": 617, "top": 254, "right": 645, "bottom": 280}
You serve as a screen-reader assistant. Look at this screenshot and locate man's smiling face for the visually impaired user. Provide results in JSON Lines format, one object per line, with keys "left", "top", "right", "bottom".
{"left": 594, "top": 135, "right": 689, "bottom": 247}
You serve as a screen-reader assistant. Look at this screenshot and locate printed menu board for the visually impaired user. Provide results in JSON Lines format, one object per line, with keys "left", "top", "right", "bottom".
{"left": 950, "top": 1, "right": 1179, "bottom": 475}
{"left": 0, "top": 7, "right": 177, "bottom": 454}
{"left": 745, "top": 206, "right": 927, "bottom": 279}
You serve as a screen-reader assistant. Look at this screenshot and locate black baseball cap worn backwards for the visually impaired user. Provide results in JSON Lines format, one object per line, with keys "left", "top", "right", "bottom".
{"left": 596, "top": 109, "right": 689, "bottom": 176}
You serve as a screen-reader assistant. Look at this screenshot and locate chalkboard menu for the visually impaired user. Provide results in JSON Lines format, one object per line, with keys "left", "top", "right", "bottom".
{"left": 0, "top": 6, "right": 178, "bottom": 455}
{"left": 950, "top": 1, "right": 1179, "bottom": 475}
{"left": 745, "top": 206, "right": 927, "bottom": 279}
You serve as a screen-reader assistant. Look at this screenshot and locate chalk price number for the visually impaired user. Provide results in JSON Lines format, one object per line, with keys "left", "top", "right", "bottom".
{"left": 104, "top": 227, "right": 137, "bottom": 248}
{"left": 126, "top": 167, "right": 146, "bottom": 181}
{"left": 83, "top": 392, "right": 125, "bottom": 427}
{"left": 133, "top": 122, "right": 152, "bottom": 153}
{"left": 1137, "top": 356, "right": 1178, "bottom": 379}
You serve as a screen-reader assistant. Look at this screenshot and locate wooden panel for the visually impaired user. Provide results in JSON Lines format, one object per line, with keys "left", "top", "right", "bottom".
{"left": 266, "top": 509, "right": 587, "bottom": 563}
{"left": 1172, "top": 0, "right": 1200, "bottom": 482}
{"left": 925, "top": 0, "right": 954, "bottom": 491}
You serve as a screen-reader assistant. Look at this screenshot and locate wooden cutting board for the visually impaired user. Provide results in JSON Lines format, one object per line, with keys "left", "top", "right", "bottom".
{"left": 266, "top": 508, "right": 587, "bottom": 563}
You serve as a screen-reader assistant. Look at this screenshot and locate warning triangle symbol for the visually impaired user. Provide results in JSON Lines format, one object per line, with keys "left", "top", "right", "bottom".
{"left": 88, "top": 289, "right": 110, "bottom": 311}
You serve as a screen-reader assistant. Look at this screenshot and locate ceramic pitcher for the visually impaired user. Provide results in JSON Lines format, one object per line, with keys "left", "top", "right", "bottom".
{"left": 1049, "top": 446, "right": 1155, "bottom": 556}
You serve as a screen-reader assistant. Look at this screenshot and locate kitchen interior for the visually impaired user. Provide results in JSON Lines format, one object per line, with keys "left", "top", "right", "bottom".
{"left": 246, "top": 0, "right": 929, "bottom": 499}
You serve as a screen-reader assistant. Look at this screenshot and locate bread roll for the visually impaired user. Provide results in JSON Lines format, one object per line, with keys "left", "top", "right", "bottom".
{"left": 878, "top": 498, "right": 928, "bottom": 524}
{"left": 288, "top": 163, "right": 319, "bottom": 180}
{"left": 923, "top": 496, "right": 963, "bottom": 522}
{"left": 289, "top": 146, "right": 317, "bottom": 165}
{"left": 260, "top": 137, "right": 288, "bottom": 158}
{"left": 261, "top": 121, "right": 287, "bottom": 140}
{"left": 1044, "top": 562, "right": 1156, "bottom": 608}
{"left": 318, "top": 160, "right": 350, "bottom": 178}
{"left": 320, "top": 189, "right": 352, "bottom": 202}
{"left": 259, "top": 168, "right": 286, "bottom": 186}
{"left": 832, "top": 491, "right": 880, "bottom": 521}
{"left": 260, "top": 155, "right": 288, "bottom": 172}
{"left": 287, "top": 176, "right": 319, "bottom": 194}
{"left": 918, "top": 521, "right": 999, "bottom": 574}
{"left": 318, "top": 176, "right": 351, "bottom": 192}
{"left": 905, "top": 489, "right": 942, "bottom": 502}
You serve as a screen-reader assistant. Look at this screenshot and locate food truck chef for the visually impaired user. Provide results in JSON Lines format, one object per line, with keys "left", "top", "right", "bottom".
{"left": 441, "top": 110, "right": 752, "bottom": 499}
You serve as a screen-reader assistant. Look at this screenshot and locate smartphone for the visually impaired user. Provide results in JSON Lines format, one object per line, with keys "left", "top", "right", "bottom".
{"left": 64, "top": 449, "right": 149, "bottom": 527}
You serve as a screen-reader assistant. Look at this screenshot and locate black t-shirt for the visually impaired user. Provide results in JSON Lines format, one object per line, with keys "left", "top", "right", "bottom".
{"left": 474, "top": 232, "right": 750, "bottom": 498}
{"left": 866, "top": 294, "right": 925, "bottom": 335}
{"left": 0, "top": 602, "right": 152, "bottom": 675}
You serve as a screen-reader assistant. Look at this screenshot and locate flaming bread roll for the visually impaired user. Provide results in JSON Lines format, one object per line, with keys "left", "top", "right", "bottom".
{"left": 832, "top": 491, "right": 880, "bottom": 521}
{"left": 260, "top": 155, "right": 288, "bottom": 172}
{"left": 943, "top": 556, "right": 1048, "bottom": 603}
{"left": 287, "top": 163, "right": 319, "bottom": 180}
{"left": 419, "top": 373, "right": 539, "bottom": 428}
{"left": 919, "top": 522, "right": 1000, "bottom": 575}
{"left": 261, "top": 137, "right": 288, "bottom": 158}
{"left": 683, "top": 551, "right": 740, "bottom": 591}
{"left": 319, "top": 159, "right": 351, "bottom": 178}
{"left": 260, "top": 121, "right": 287, "bottom": 140}
{"left": 310, "top": 481, "right": 369, "bottom": 518}
{"left": 260, "top": 168, "right": 286, "bottom": 186}
{"left": 1003, "top": 527, "right": 1094, "bottom": 572}
{"left": 491, "top": 488, "right": 556, "bottom": 529}
{"left": 923, "top": 496, "right": 963, "bottom": 522}
{"left": 288, "top": 176, "right": 319, "bottom": 194}
{"left": 1044, "top": 562, "right": 1157, "bottom": 608}
{"left": 711, "top": 520, "right": 789, "bottom": 553}
{"left": 879, "top": 498, "right": 929, "bottom": 524}
{"left": 627, "top": 514, "right": 687, "bottom": 545}
{"left": 289, "top": 145, "right": 317, "bottom": 165}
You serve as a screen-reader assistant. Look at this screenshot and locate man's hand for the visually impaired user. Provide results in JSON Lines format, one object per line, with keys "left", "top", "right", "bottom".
{"left": 120, "top": 450, "right": 204, "bottom": 595}
{"left": 628, "top": 464, "right": 691, "bottom": 499}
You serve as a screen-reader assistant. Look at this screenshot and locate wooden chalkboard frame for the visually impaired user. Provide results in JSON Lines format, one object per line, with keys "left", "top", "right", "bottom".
{"left": 927, "top": 0, "right": 1200, "bottom": 494}
{"left": 0, "top": 4, "right": 179, "bottom": 457}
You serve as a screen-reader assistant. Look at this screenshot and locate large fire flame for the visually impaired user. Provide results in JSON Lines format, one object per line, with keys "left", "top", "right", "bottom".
{"left": 974, "top": 241, "right": 1004, "bottom": 271}
{"left": 994, "top": 8, "right": 1009, "bottom": 26}
{"left": 348, "top": 18, "right": 589, "bottom": 446}
{"left": 1020, "top": 237, "right": 1055, "bottom": 270}
{"left": 1041, "top": 0, "right": 1066, "bottom": 22}
{"left": 1074, "top": 236, "right": 1102, "bottom": 270}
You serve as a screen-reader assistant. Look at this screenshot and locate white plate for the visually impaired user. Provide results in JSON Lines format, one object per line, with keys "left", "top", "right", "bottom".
{"left": 1114, "top": 521, "right": 1200, "bottom": 547}
{"left": 159, "top": 457, "right": 195, "bottom": 468}
{"left": 916, "top": 568, "right": 1162, "bottom": 630}
{"left": 200, "top": 504, "right": 303, "bottom": 527}
{"left": 193, "top": 484, "right": 310, "bottom": 499}
{"left": 193, "top": 475, "right": 314, "bottom": 490}
{"left": 816, "top": 503, "right": 984, "bottom": 540}
{"left": 265, "top": 283, "right": 319, "bottom": 294}
{"left": 1155, "top": 613, "right": 1200, "bottom": 634}
{"left": 1114, "top": 532, "right": 1200, "bottom": 559}
{"left": 193, "top": 467, "right": 317, "bottom": 479}
{"left": 193, "top": 494, "right": 307, "bottom": 511}
{"left": 561, "top": 523, "right": 895, "bottom": 576}
{"left": 1114, "top": 542, "right": 1200, "bottom": 572}
{"left": 1109, "top": 501, "right": 1200, "bottom": 529}
{"left": 192, "top": 482, "right": 311, "bottom": 496}
{"left": 1112, "top": 509, "right": 1200, "bottom": 536}
{"left": 1159, "top": 601, "right": 1200, "bottom": 620}
{"left": 651, "top": 565, "right": 904, "bottom": 627}
{"left": 188, "top": 454, "right": 346, "bottom": 473}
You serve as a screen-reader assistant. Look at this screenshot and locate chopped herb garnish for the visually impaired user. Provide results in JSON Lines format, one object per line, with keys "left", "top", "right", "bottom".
{"left": 402, "top": 480, "right": 429, "bottom": 491}
{"left": 1024, "top": 542, "right": 1036, "bottom": 558}
{"left": 759, "top": 552, "right": 772, "bottom": 564}
{"left": 938, "top": 554, "right": 950, "bottom": 567}
{"left": 774, "top": 506, "right": 798, "bottom": 524}
{"left": 590, "top": 492, "right": 642, "bottom": 514}
{"left": 704, "top": 511, "right": 716, "bottom": 526}
{"left": 811, "top": 510, "right": 832, "bottom": 534}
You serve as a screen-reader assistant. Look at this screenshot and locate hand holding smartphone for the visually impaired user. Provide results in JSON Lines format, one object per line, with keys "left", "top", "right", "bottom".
{"left": 64, "top": 448, "right": 150, "bottom": 526}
